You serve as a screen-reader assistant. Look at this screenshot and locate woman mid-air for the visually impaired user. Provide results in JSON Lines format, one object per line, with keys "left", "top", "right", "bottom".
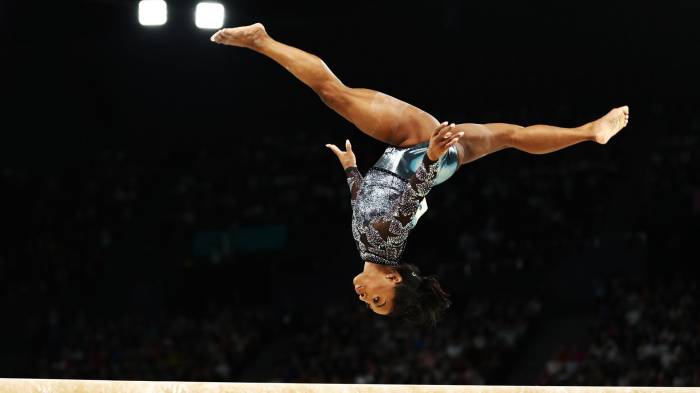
{"left": 210, "top": 23, "right": 630, "bottom": 327}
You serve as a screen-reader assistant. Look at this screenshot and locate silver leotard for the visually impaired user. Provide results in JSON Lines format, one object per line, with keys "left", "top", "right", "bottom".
{"left": 344, "top": 143, "right": 459, "bottom": 266}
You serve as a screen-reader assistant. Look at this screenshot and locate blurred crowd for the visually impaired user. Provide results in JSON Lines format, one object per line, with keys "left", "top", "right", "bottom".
{"left": 539, "top": 278, "right": 700, "bottom": 386}
{"left": 267, "top": 297, "right": 543, "bottom": 384}
{"left": 32, "top": 297, "right": 542, "bottom": 384}
{"left": 35, "top": 307, "right": 270, "bottom": 381}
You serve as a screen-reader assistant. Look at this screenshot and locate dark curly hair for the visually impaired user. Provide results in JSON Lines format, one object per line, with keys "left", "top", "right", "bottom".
{"left": 387, "top": 262, "right": 452, "bottom": 328}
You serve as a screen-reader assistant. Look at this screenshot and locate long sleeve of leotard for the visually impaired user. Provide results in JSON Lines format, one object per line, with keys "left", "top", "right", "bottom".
{"left": 345, "top": 166, "right": 363, "bottom": 207}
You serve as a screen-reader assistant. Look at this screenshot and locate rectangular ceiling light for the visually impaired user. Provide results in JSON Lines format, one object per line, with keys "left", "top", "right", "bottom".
{"left": 195, "top": 2, "right": 225, "bottom": 29}
{"left": 138, "top": 0, "right": 167, "bottom": 26}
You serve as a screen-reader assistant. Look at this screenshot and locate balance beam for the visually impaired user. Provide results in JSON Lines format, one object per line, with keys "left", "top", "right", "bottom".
{"left": 0, "top": 380, "right": 698, "bottom": 393}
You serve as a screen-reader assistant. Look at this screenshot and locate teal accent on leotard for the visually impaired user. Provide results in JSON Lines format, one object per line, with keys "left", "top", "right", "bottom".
{"left": 371, "top": 141, "right": 459, "bottom": 186}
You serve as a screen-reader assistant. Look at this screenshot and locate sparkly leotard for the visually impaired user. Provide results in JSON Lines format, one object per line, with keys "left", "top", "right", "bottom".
{"left": 345, "top": 142, "right": 459, "bottom": 266}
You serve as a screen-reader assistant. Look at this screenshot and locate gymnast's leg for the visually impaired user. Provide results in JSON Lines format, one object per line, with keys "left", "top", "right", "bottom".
{"left": 210, "top": 23, "right": 438, "bottom": 147}
{"left": 453, "top": 106, "right": 630, "bottom": 165}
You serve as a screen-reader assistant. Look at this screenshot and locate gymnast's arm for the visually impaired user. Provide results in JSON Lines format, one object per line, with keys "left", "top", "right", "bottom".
{"left": 344, "top": 166, "right": 363, "bottom": 205}
{"left": 326, "top": 139, "right": 362, "bottom": 205}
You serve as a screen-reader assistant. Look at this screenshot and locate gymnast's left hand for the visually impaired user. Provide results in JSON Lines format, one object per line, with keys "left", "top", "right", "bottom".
{"left": 326, "top": 139, "right": 357, "bottom": 169}
{"left": 426, "top": 122, "right": 463, "bottom": 161}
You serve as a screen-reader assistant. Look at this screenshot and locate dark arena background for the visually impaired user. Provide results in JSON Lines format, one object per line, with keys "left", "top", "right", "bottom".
{"left": 2, "top": 0, "right": 699, "bottom": 388}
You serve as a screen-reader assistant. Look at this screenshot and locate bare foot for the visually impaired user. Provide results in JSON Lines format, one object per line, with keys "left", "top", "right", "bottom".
{"left": 590, "top": 105, "right": 630, "bottom": 144}
{"left": 210, "top": 23, "right": 268, "bottom": 49}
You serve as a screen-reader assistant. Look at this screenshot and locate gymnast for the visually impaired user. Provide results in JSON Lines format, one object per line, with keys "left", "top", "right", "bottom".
{"left": 210, "top": 23, "right": 630, "bottom": 326}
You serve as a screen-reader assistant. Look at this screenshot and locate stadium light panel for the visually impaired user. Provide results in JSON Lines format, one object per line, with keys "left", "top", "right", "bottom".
{"left": 195, "top": 2, "right": 225, "bottom": 29}
{"left": 138, "top": 0, "right": 167, "bottom": 26}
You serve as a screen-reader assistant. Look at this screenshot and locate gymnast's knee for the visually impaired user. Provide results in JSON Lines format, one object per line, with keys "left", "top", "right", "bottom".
{"left": 499, "top": 124, "right": 524, "bottom": 148}
{"left": 317, "top": 81, "right": 349, "bottom": 108}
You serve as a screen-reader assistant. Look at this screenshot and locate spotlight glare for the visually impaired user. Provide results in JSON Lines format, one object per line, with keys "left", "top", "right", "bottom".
{"left": 138, "top": 0, "right": 167, "bottom": 26}
{"left": 195, "top": 2, "right": 225, "bottom": 29}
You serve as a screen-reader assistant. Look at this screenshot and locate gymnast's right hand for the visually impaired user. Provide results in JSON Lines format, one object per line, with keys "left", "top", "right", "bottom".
{"left": 326, "top": 139, "right": 357, "bottom": 170}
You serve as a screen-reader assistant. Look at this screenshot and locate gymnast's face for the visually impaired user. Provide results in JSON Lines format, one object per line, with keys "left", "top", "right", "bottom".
{"left": 352, "top": 262, "right": 402, "bottom": 315}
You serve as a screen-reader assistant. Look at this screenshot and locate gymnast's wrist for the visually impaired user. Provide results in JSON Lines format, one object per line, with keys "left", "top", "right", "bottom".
{"left": 425, "top": 150, "right": 440, "bottom": 162}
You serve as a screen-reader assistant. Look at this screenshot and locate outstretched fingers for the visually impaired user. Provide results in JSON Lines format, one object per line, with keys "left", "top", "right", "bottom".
{"left": 325, "top": 144, "right": 343, "bottom": 157}
{"left": 326, "top": 140, "right": 357, "bottom": 169}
